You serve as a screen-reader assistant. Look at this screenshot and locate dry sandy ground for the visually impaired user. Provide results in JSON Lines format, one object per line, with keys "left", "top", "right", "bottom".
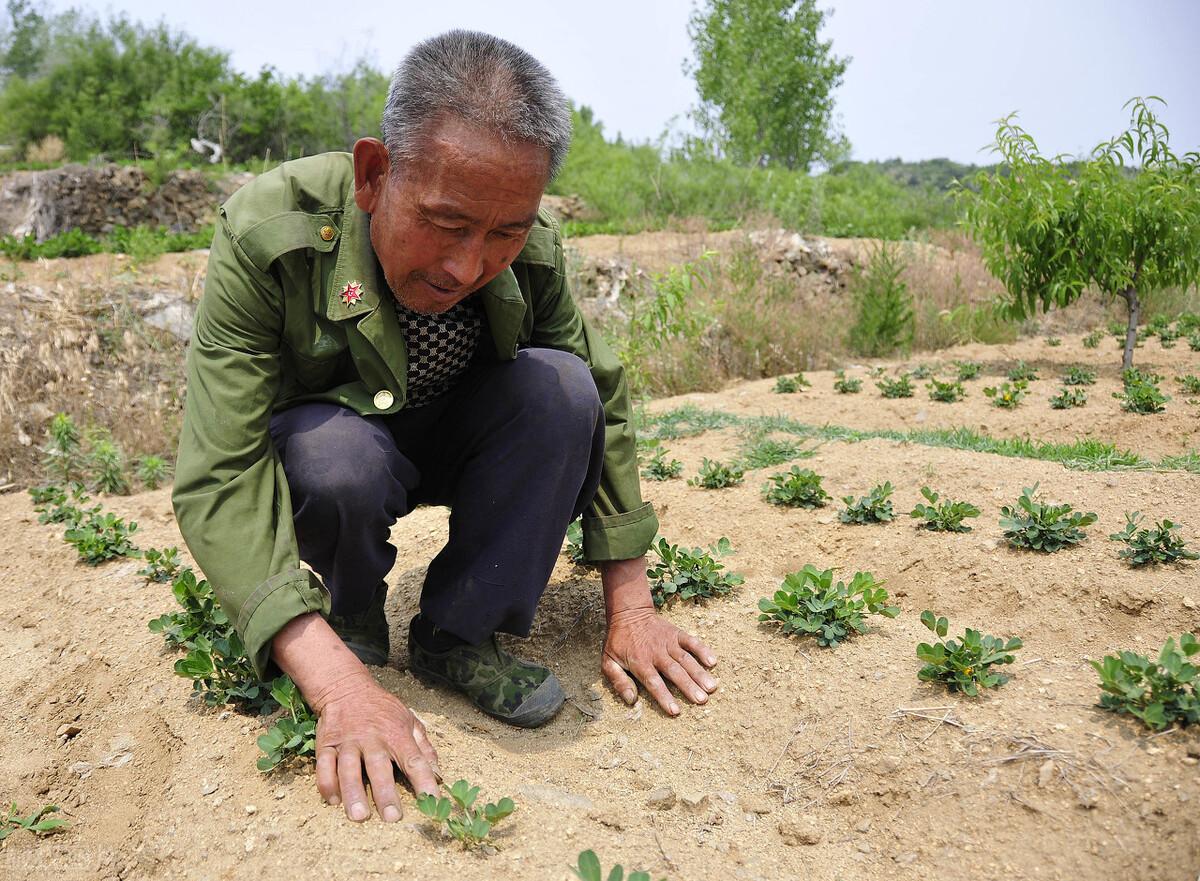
{"left": 2, "top": 338, "right": 1199, "bottom": 881}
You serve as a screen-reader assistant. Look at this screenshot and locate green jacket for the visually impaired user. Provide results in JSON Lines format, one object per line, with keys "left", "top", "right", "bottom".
{"left": 172, "top": 153, "right": 657, "bottom": 679}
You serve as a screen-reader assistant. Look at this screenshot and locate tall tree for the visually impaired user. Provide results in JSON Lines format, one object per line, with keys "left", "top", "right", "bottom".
{"left": 961, "top": 97, "right": 1200, "bottom": 368}
{"left": 0, "top": 0, "right": 47, "bottom": 80}
{"left": 687, "top": 0, "right": 849, "bottom": 171}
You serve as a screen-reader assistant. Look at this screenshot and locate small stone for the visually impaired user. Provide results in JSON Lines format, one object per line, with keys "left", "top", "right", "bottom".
{"left": 1037, "top": 760, "right": 1056, "bottom": 788}
{"left": 876, "top": 755, "right": 902, "bottom": 774}
{"left": 680, "top": 792, "right": 711, "bottom": 812}
{"left": 1076, "top": 788, "right": 1100, "bottom": 809}
{"left": 778, "top": 817, "right": 822, "bottom": 846}
{"left": 646, "top": 786, "right": 676, "bottom": 810}
{"left": 856, "top": 841, "right": 872, "bottom": 854}
{"left": 68, "top": 761, "right": 93, "bottom": 780}
{"left": 1183, "top": 597, "right": 1197, "bottom": 610}
{"left": 714, "top": 791, "right": 737, "bottom": 806}
{"left": 855, "top": 818, "right": 871, "bottom": 833}
{"left": 201, "top": 780, "right": 219, "bottom": 796}
{"left": 894, "top": 852, "right": 918, "bottom": 865}
{"left": 274, "top": 789, "right": 287, "bottom": 800}
{"left": 56, "top": 723, "right": 83, "bottom": 739}
{"left": 1187, "top": 744, "right": 1200, "bottom": 759}
{"left": 515, "top": 784, "right": 594, "bottom": 812}
{"left": 244, "top": 805, "right": 257, "bottom": 815}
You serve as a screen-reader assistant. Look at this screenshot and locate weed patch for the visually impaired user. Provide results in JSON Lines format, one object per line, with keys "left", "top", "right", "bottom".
{"left": 737, "top": 436, "right": 811, "bottom": 470}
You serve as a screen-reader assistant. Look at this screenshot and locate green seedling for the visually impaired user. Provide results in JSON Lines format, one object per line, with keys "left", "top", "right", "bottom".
{"left": 138, "top": 546, "right": 183, "bottom": 582}
{"left": 135, "top": 454, "right": 173, "bottom": 490}
{"left": 908, "top": 363, "right": 933, "bottom": 379}
{"left": 867, "top": 365, "right": 888, "bottom": 379}
{"left": 876, "top": 374, "right": 914, "bottom": 398}
{"left": 1159, "top": 326, "right": 1180, "bottom": 347}
{"left": 955, "top": 360, "right": 982, "bottom": 381}
{"left": 87, "top": 435, "right": 130, "bottom": 495}
{"left": 646, "top": 537, "right": 744, "bottom": 607}
{"left": 1115, "top": 374, "right": 1168, "bottom": 414}
{"left": 257, "top": 677, "right": 317, "bottom": 771}
{"left": 999, "top": 483, "right": 1097, "bottom": 552}
{"left": 1109, "top": 512, "right": 1198, "bottom": 567}
{"left": 30, "top": 482, "right": 95, "bottom": 526}
{"left": 572, "top": 850, "right": 663, "bottom": 881}
{"left": 1044, "top": 336, "right": 1062, "bottom": 347}
{"left": 1121, "top": 366, "right": 1162, "bottom": 386}
{"left": 148, "top": 568, "right": 229, "bottom": 649}
{"left": 758, "top": 565, "right": 899, "bottom": 648}
{"left": 0, "top": 803, "right": 67, "bottom": 840}
{"left": 1188, "top": 332, "right": 1200, "bottom": 351}
{"left": 983, "top": 379, "right": 1028, "bottom": 408}
{"left": 641, "top": 448, "right": 683, "bottom": 481}
{"left": 40, "top": 412, "right": 84, "bottom": 483}
{"left": 917, "top": 611, "right": 1023, "bottom": 696}
{"left": 564, "top": 519, "right": 587, "bottom": 565}
{"left": 772, "top": 373, "right": 810, "bottom": 394}
{"left": 688, "top": 458, "right": 744, "bottom": 489}
{"left": 1092, "top": 634, "right": 1199, "bottom": 730}
{"left": 833, "top": 370, "right": 862, "bottom": 393}
{"left": 926, "top": 378, "right": 965, "bottom": 403}
{"left": 63, "top": 511, "right": 138, "bottom": 564}
{"left": 908, "top": 486, "right": 980, "bottom": 532}
{"left": 1176, "top": 375, "right": 1200, "bottom": 395}
{"left": 1082, "top": 329, "right": 1103, "bottom": 348}
{"left": 416, "top": 779, "right": 515, "bottom": 849}
{"left": 763, "top": 466, "right": 830, "bottom": 509}
{"left": 1007, "top": 361, "right": 1039, "bottom": 382}
{"left": 1049, "top": 387, "right": 1088, "bottom": 409}
{"left": 173, "top": 630, "right": 274, "bottom": 713}
{"left": 1062, "top": 366, "right": 1097, "bottom": 386}
{"left": 839, "top": 482, "right": 895, "bottom": 524}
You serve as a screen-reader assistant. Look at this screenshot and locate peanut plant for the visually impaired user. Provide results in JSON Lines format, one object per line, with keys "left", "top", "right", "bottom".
{"left": 564, "top": 519, "right": 587, "bottom": 565}
{"left": 926, "top": 378, "right": 965, "bottom": 402}
{"left": 909, "top": 487, "right": 980, "bottom": 532}
{"left": 1176, "top": 375, "right": 1200, "bottom": 395}
{"left": 641, "top": 448, "right": 683, "bottom": 481}
{"left": 955, "top": 360, "right": 982, "bottom": 381}
{"left": 63, "top": 511, "right": 138, "bottom": 564}
{"left": 688, "top": 458, "right": 744, "bottom": 489}
{"left": 138, "top": 546, "right": 183, "bottom": 582}
{"left": 1062, "top": 365, "right": 1097, "bottom": 386}
{"left": 833, "top": 370, "right": 861, "bottom": 393}
{"left": 416, "top": 779, "right": 515, "bottom": 849}
{"left": 1045, "top": 336, "right": 1061, "bottom": 347}
{"left": 1007, "top": 361, "right": 1039, "bottom": 382}
{"left": 1092, "top": 634, "right": 1199, "bottom": 730}
{"left": 876, "top": 374, "right": 914, "bottom": 398}
{"left": 256, "top": 677, "right": 317, "bottom": 771}
{"left": 773, "top": 373, "right": 810, "bottom": 394}
{"left": 763, "top": 466, "right": 830, "bottom": 508}
{"left": 646, "top": 537, "right": 744, "bottom": 607}
{"left": 1049, "top": 387, "right": 1088, "bottom": 409}
{"left": 1116, "top": 372, "right": 1169, "bottom": 413}
{"left": 572, "top": 850, "right": 663, "bottom": 881}
{"left": 1082, "top": 329, "right": 1103, "bottom": 348}
{"left": 999, "top": 484, "right": 1097, "bottom": 552}
{"left": 1109, "top": 512, "right": 1198, "bottom": 566}
{"left": 917, "top": 611, "right": 1023, "bottom": 695}
{"left": 840, "top": 482, "right": 895, "bottom": 524}
{"left": 758, "top": 565, "right": 899, "bottom": 648}
{"left": 984, "top": 379, "right": 1028, "bottom": 408}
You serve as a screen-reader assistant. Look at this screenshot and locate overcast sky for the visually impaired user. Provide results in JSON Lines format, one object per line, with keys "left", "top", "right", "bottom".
{"left": 77, "top": 0, "right": 1200, "bottom": 164}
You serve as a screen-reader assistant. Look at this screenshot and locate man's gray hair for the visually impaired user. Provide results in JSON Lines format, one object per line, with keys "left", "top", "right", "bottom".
{"left": 382, "top": 30, "right": 572, "bottom": 179}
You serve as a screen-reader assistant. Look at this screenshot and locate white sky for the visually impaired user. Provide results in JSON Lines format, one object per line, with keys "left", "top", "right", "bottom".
{"left": 74, "top": 0, "right": 1200, "bottom": 164}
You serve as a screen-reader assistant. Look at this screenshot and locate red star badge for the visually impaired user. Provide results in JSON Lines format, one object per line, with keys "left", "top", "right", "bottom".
{"left": 339, "top": 280, "right": 364, "bottom": 306}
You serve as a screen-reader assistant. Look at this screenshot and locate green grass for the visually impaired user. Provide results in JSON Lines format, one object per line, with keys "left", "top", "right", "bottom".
{"left": 638, "top": 405, "right": 1196, "bottom": 473}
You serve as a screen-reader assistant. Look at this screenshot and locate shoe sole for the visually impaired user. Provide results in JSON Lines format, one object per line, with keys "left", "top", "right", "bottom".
{"left": 410, "top": 663, "right": 566, "bottom": 728}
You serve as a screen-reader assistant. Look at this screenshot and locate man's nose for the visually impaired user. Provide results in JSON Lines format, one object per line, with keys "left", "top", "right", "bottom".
{"left": 442, "top": 234, "right": 486, "bottom": 288}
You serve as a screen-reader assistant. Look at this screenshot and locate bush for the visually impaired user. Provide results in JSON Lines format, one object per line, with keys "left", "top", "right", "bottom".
{"left": 847, "top": 241, "right": 914, "bottom": 357}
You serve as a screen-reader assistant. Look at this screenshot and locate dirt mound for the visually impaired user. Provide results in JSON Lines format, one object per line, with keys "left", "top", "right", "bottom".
{"left": 2, "top": 328, "right": 1199, "bottom": 879}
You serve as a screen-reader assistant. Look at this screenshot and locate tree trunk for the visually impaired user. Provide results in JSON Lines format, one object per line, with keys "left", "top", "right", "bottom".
{"left": 1119, "top": 286, "right": 1140, "bottom": 370}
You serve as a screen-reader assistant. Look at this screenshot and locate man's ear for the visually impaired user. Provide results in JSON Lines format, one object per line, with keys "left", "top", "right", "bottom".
{"left": 352, "top": 138, "right": 390, "bottom": 213}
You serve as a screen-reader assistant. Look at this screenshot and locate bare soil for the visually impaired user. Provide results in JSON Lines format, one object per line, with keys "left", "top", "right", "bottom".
{"left": 2, "top": 331, "right": 1199, "bottom": 880}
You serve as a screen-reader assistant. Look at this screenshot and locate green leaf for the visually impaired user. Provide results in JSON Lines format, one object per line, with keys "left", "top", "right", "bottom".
{"left": 573, "top": 850, "right": 602, "bottom": 881}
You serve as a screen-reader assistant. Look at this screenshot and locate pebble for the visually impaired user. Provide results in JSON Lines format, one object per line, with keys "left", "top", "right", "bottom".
{"left": 856, "top": 841, "right": 872, "bottom": 854}
{"left": 777, "top": 817, "right": 822, "bottom": 846}
{"left": 201, "top": 780, "right": 219, "bottom": 796}
{"left": 680, "top": 792, "right": 711, "bottom": 812}
{"left": 646, "top": 786, "right": 677, "bottom": 810}
{"left": 743, "top": 796, "right": 771, "bottom": 815}
{"left": 1183, "top": 597, "right": 1197, "bottom": 610}
{"left": 714, "top": 791, "right": 738, "bottom": 806}
{"left": 244, "top": 805, "right": 257, "bottom": 815}
{"left": 274, "top": 789, "right": 287, "bottom": 800}
{"left": 855, "top": 819, "right": 871, "bottom": 833}
{"left": 56, "top": 723, "right": 83, "bottom": 739}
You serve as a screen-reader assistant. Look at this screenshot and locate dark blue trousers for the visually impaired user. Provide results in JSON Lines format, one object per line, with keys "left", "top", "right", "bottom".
{"left": 268, "top": 347, "right": 606, "bottom": 644}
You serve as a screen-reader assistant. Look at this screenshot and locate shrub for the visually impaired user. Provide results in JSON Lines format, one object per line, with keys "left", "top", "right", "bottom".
{"left": 999, "top": 484, "right": 1097, "bottom": 552}
{"left": 688, "top": 458, "right": 745, "bottom": 489}
{"left": 840, "top": 482, "right": 895, "bottom": 524}
{"left": 917, "top": 611, "right": 1023, "bottom": 695}
{"left": 909, "top": 487, "right": 980, "bottom": 532}
{"left": 641, "top": 448, "right": 683, "bottom": 481}
{"left": 833, "top": 370, "right": 861, "bottom": 393}
{"left": 1092, "top": 634, "right": 1199, "bottom": 730}
{"left": 646, "top": 537, "right": 744, "bottom": 607}
{"left": 926, "top": 378, "right": 965, "bottom": 402}
{"left": 763, "top": 467, "right": 830, "bottom": 508}
{"left": 983, "top": 379, "right": 1028, "bottom": 408}
{"left": 1109, "top": 512, "right": 1199, "bottom": 566}
{"left": 758, "top": 565, "right": 899, "bottom": 647}
{"left": 738, "top": 436, "right": 810, "bottom": 469}
{"left": 1049, "top": 387, "right": 1088, "bottom": 409}
{"left": 847, "top": 241, "right": 914, "bottom": 357}
{"left": 1062, "top": 366, "right": 1097, "bottom": 386}
{"left": 416, "top": 780, "right": 515, "bottom": 848}
{"left": 876, "top": 374, "right": 914, "bottom": 398}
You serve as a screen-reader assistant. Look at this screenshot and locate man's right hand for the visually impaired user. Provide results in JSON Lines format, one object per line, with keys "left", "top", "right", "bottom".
{"left": 272, "top": 611, "right": 441, "bottom": 822}
{"left": 311, "top": 673, "right": 441, "bottom": 822}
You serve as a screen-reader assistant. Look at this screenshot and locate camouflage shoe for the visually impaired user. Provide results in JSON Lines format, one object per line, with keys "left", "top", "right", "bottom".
{"left": 408, "top": 618, "right": 565, "bottom": 728}
{"left": 326, "top": 582, "right": 390, "bottom": 666}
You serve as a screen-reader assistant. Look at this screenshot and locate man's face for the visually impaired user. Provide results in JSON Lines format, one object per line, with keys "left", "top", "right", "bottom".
{"left": 357, "top": 118, "right": 550, "bottom": 315}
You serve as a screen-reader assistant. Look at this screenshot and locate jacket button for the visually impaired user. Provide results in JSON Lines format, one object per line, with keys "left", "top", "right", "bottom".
{"left": 319, "top": 225, "right": 336, "bottom": 242}
{"left": 373, "top": 390, "right": 394, "bottom": 409}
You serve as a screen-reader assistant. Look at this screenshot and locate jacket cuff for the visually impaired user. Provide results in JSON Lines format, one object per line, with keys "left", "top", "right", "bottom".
{"left": 237, "top": 568, "right": 331, "bottom": 680}
{"left": 581, "top": 502, "right": 659, "bottom": 562}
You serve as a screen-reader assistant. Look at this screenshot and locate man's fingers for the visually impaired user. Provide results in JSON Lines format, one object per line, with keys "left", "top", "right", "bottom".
{"left": 632, "top": 663, "right": 680, "bottom": 716}
{"left": 336, "top": 746, "right": 371, "bottom": 822}
{"left": 680, "top": 631, "right": 718, "bottom": 668}
{"left": 362, "top": 750, "right": 403, "bottom": 823}
{"left": 601, "top": 655, "right": 638, "bottom": 705}
{"left": 316, "top": 747, "right": 340, "bottom": 805}
{"left": 661, "top": 657, "right": 708, "bottom": 705}
{"left": 410, "top": 719, "right": 442, "bottom": 782}
{"left": 678, "top": 651, "right": 719, "bottom": 693}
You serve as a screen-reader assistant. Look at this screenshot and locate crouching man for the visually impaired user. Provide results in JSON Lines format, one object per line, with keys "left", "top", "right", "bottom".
{"left": 172, "top": 30, "right": 718, "bottom": 823}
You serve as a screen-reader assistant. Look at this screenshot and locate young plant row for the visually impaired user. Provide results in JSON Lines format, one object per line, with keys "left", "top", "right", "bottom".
{"left": 40, "top": 412, "right": 173, "bottom": 495}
